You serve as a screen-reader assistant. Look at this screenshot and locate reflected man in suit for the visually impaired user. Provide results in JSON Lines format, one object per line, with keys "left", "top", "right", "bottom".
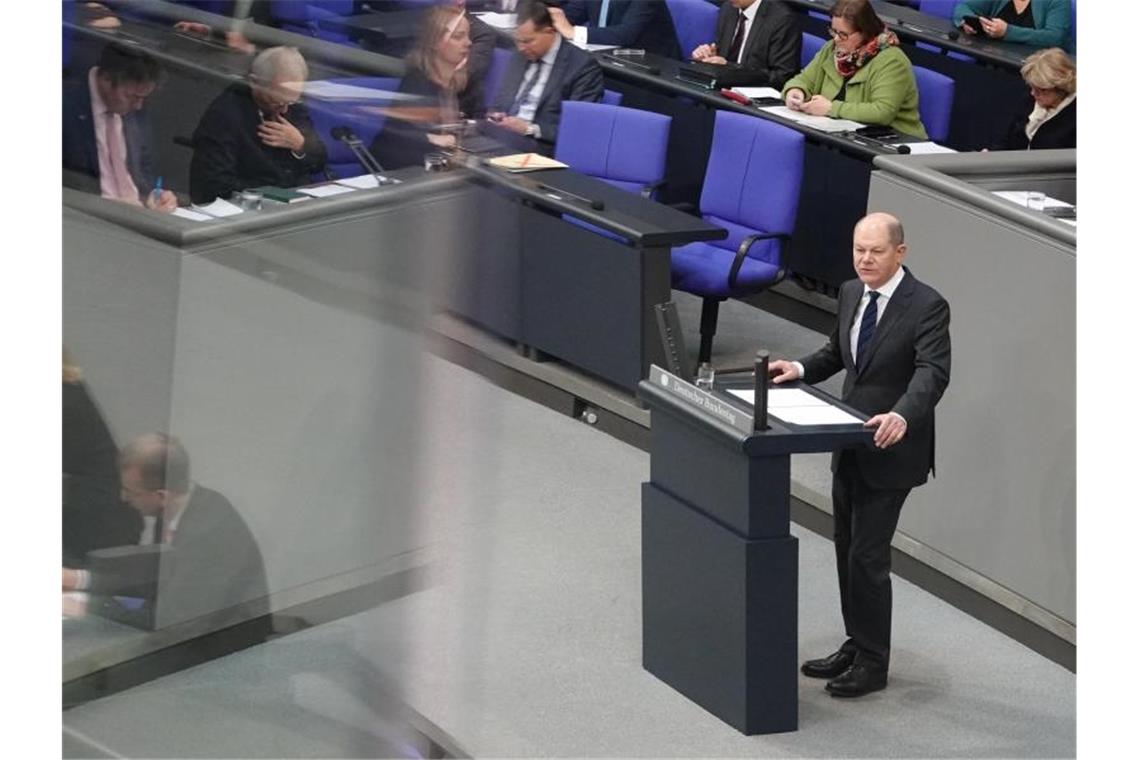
{"left": 690, "top": 0, "right": 801, "bottom": 89}
{"left": 488, "top": 0, "right": 604, "bottom": 143}
{"left": 62, "top": 43, "right": 178, "bottom": 212}
{"left": 63, "top": 433, "right": 269, "bottom": 630}
{"left": 769, "top": 213, "right": 951, "bottom": 698}
{"left": 550, "top": 0, "right": 682, "bottom": 59}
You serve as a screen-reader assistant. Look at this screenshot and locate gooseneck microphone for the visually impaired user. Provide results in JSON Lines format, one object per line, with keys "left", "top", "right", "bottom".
{"left": 331, "top": 126, "right": 392, "bottom": 185}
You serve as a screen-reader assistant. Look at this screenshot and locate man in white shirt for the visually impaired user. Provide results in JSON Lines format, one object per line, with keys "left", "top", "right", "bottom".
{"left": 487, "top": 0, "right": 603, "bottom": 143}
{"left": 690, "top": 0, "right": 801, "bottom": 88}
{"left": 768, "top": 213, "right": 951, "bottom": 698}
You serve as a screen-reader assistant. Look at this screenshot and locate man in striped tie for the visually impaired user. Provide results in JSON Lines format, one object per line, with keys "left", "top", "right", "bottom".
{"left": 768, "top": 212, "right": 952, "bottom": 698}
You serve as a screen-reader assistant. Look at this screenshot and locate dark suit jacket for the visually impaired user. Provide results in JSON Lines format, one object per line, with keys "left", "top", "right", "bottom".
{"left": 88, "top": 485, "right": 270, "bottom": 629}
{"left": 369, "top": 67, "right": 450, "bottom": 170}
{"left": 460, "top": 14, "right": 498, "bottom": 118}
{"left": 491, "top": 38, "right": 604, "bottom": 143}
{"left": 799, "top": 269, "right": 951, "bottom": 490}
{"left": 189, "top": 83, "right": 328, "bottom": 204}
{"left": 563, "top": 0, "right": 682, "bottom": 59}
{"left": 62, "top": 381, "right": 142, "bottom": 565}
{"left": 994, "top": 96, "right": 1076, "bottom": 151}
{"left": 712, "top": 0, "right": 801, "bottom": 89}
{"left": 62, "top": 77, "right": 158, "bottom": 200}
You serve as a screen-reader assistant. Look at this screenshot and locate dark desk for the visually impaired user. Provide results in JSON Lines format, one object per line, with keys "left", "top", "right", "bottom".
{"left": 784, "top": 0, "right": 1044, "bottom": 149}
{"left": 317, "top": 9, "right": 425, "bottom": 56}
{"left": 462, "top": 160, "right": 725, "bottom": 391}
{"left": 598, "top": 51, "right": 907, "bottom": 292}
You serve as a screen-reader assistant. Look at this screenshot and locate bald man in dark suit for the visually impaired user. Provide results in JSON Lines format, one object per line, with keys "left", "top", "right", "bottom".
{"left": 770, "top": 212, "right": 951, "bottom": 698}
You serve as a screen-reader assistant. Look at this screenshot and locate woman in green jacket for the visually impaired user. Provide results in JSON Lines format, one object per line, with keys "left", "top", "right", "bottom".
{"left": 953, "top": 0, "right": 1072, "bottom": 50}
{"left": 781, "top": 0, "right": 926, "bottom": 139}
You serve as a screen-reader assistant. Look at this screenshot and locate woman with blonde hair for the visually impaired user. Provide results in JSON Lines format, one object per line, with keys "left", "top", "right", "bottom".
{"left": 370, "top": 4, "right": 473, "bottom": 169}
{"left": 994, "top": 47, "right": 1075, "bottom": 150}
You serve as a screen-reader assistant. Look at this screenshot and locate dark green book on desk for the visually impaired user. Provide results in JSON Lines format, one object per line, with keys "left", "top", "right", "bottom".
{"left": 250, "top": 186, "right": 312, "bottom": 203}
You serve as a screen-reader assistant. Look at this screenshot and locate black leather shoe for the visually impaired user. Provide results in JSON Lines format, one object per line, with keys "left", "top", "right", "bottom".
{"left": 825, "top": 664, "right": 888, "bottom": 698}
{"left": 800, "top": 649, "right": 855, "bottom": 679}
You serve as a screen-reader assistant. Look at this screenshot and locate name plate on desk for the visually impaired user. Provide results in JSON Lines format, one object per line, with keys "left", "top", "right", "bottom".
{"left": 649, "top": 365, "right": 753, "bottom": 434}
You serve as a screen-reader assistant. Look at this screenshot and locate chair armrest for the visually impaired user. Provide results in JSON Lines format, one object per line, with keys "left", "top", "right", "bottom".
{"left": 639, "top": 179, "right": 666, "bottom": 200}
{"left": 727, "top": 231, "right": 790, "bottom": 290}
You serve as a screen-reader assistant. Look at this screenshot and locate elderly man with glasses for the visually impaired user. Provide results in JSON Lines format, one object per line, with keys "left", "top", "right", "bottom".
{"left": 190, "top": 46, "right": 327, "bottom": 204}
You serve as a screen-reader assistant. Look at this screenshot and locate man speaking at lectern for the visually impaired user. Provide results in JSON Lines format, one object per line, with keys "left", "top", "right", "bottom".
{"left": 769, "top": 212, "right": 951, "bottom": 698}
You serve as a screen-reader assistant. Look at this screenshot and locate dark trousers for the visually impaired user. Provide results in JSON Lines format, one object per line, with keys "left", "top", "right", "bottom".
{"left": 832, "top": 452, "right": 910, "bottom": 672}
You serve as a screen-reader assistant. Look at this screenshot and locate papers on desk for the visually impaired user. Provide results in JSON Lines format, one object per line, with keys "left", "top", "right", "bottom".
{"left": 190, "top": 198, "right": 243, "bottom": 218}
{"left": 474, "top": 12, "right": 517, "bottom": 30}
{"left": 299, "top": 183, "right": 357, "bottom": 198}
{"left": 486, "top": 153, "right": 568, "bottom": 172}
{"left": 728, "top": 387, "right": 863, "bottom": 426}
{"left": 304, "top": 81, "right": 414, "bottom": 101}
{"left": 991, "top": 190, "right": 1072, "bottom": 210}
{"left": 760, "top": 105, "right": 866, "bottom": 133}
{"left": 335, "top": 174, "right": 398, "bottom": 189}
{"left": 902, "top": 141, "right": 957, "bottom": 154}
{"left": 171, "top": 207, "right": 213, "bottom": 222}
{"left": 585, "top": 43, "right": 620, "bottom": 52}
{"left": 730, "top": 86, "right": 783, "bottom": 100}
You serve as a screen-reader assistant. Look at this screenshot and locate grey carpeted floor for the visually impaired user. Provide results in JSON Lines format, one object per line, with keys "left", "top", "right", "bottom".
{"left": 63, "top": 349, "right": 1075, "bottom": 759}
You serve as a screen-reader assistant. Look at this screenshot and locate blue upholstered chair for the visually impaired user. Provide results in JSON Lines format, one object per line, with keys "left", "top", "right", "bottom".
{"left": 913, "top": 65, "right": 954, "bottom": 143}
{"left": 915, "top": 1, "right": 976, "bottom": 60}
{"left": 671, "top": 112, "right": 805, "bottom": 364}
{"left": 305, "top": 77, "right": 401, "bottom": 178}
{"left": 602, "top": 89, "right": 624, "bottom": 107}
{"left": 665, "top": 0, "right": 719, "bottom": 60}
{"left": 270, "top": 0, "right": 357, "bottom": 45}
{"left": 554, "top": 102, "right": 671, "bottom": 198}
{"left": 801, "top": 32, "right": 827, "bottom": 69}
{"left": 485, "top": 47, "right": 513, "bottom": 110}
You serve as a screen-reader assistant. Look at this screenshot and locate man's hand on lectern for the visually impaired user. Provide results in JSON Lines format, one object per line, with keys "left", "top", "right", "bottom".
{"left": 768, "top": 360, "right": 801, "bottom": 384}
{"left": 864, "top": 412, "right": 907, "bottom": 449}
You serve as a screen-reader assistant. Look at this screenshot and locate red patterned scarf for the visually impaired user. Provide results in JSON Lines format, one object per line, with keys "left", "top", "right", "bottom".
{"left": 834, "top": 30, "right": 901, "bottom": 78}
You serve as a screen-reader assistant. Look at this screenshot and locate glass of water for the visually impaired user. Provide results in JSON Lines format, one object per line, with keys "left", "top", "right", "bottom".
{"left": 695, "top": 362, "right": 716, "bottom": 391}
{"left": 1025, "top": 191, "right": 1046, "bottom": 211}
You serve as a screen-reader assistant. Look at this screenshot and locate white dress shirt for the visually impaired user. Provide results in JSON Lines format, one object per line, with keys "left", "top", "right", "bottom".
{"left": 730, "top": 0, "right": 762, "bottom": 64}
{"left": 515, "top": 34, "right": 561, "bottom": 127}
{"left": 792, "top": 266, "right": 909, "bottom": 424}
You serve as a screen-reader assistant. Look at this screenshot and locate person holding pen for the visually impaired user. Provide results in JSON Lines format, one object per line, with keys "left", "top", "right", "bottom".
{"left": 781, "top": 0, "right": 926, "bottom": 139}
{"left": 62, "top": 43, "right": 179, "bottom": 212}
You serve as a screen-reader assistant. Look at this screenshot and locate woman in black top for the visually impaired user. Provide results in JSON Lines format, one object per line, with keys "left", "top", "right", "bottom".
{"left": 994, "top": 47, "right": 1075, "bottom": 150}
{"left": 370, "top": 4, "right": 473, "bottom": 170}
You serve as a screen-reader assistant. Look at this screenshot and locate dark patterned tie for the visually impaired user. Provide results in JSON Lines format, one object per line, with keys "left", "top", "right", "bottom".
{"left": 726, "top": 11, "right": 747, "bottom": 63}
{"left": 508, "top": 59, "right": 544, "bottom": 116}
{"left": 856, "top": 291, "right": 880, "bottom": 370}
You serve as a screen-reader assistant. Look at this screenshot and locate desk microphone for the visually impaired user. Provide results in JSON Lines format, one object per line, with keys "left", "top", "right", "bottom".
{"left": 331, "top": 126, "right": 392, "bottom": 184}
{"left": 946, "top": 29, "right": 960, "bottom": 40}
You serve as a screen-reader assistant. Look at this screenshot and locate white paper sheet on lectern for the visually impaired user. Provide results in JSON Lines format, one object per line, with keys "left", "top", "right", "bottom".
{"left": 728, "top": 388, "right": 862, "bottom": 425}
{"left": 729, "top": 388, "right": 829, "bottom": 408}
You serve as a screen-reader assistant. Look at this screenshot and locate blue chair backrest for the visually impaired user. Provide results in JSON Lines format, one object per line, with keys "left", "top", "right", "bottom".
{"left": 913, "top": 65, "right": 954, "bottom": 143}
{"left": 700, "top": 111, "right": 804, "bottom": 261}
{"left": 270, "top": 0, "right": 354, "bottom": 21}
{"left": 917, "top": 0, "right": 956, "bottom": 19}
{"left": 602, "top": 89, "right": 623, "bottom": 107}
{"left": 801, "top": 32, "right": 827, "bottom": 69}
{"left": 485, "top": 47, "right": 512, "bottom": 109}
{"left": 554, "top": 102, "right": 671, "bottom": 195}
{"left": 665, "top": 0, "right": 719, "bottom": 60}
{"left": 305, "top": 77, "right": 401, "bottom": 177}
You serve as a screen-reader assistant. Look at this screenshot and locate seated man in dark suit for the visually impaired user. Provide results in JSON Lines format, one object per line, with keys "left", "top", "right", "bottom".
{"left": 550, "top": 0, "right": 682, "bottom": 59}
{"left": 189, "top": 46, "right": 328, "bottom": 204}
{"left": 62, "top": 43, "right": 178, "bottom": 212}
{"left": 487, "top": 0, "right": 604, "bottom": 144}
{"left": 690, "top": 0, "right": 801, "bottom": 88}
{"left": 63, "top": 433, "right": 269, "bottom": 631}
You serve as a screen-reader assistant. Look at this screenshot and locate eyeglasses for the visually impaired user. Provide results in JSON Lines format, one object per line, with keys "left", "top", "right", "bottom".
{"left": 827, "top": 27, "right": 853, "bottom": 41}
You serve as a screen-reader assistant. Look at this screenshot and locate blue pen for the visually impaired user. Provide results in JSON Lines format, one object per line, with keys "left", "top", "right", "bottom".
{"left": 151, "top": 176, "right": 163, "bottom": 203}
